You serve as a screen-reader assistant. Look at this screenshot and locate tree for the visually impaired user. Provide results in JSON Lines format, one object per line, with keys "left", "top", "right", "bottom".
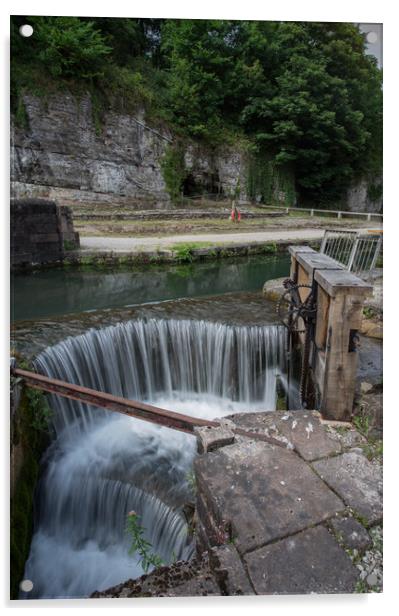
{"left": 239, "top": 22, "right": 382, "bottom": 203}
{"left": 21, "top": 16, "right": 112, "bottom": 79}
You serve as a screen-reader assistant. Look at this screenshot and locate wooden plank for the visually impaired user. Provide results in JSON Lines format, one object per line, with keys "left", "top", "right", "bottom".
{"left": 315, "top": 286, "right": 330, "bottom": 350}
{"left": 314, "top": 269, "right": 373, "bottom": 297}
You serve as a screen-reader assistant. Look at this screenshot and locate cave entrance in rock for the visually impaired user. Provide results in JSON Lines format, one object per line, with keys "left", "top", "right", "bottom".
{"left": 182, "top": 172, "right": 223, "bottom": 199}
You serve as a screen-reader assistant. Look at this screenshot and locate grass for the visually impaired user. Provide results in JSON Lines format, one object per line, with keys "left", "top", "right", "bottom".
{"left": 74, "top": 213, "right": 378, "bottom": 239}
{"left": 353, "top": 410, "right": 370, "bottom": 437}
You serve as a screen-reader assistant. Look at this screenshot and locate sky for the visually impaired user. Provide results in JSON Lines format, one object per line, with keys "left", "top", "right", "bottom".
{"left": 358, "top": 22, "right": 383, "bottom": 67}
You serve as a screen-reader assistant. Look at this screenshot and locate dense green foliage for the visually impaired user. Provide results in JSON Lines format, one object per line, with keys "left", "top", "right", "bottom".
{"left": 160, "top": 143, "right": 187, "bottom": 203}
{"left": 11, "top": 16, "right": 382, "bottom": 204}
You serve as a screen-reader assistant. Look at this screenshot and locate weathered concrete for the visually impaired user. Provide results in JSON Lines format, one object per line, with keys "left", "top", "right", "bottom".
{"left": 312, "top": 452, "right": 383, "bottom": 524}
{"left": 244, "top": 525, "right": 358, "bottom": 594}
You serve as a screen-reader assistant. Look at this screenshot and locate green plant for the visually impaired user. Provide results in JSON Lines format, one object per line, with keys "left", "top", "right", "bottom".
{"left": 161, "top": 143, "right": 187, "bottom": 204}
{"left": 351, "top": 510, "right": 369, "bottom": 529}
{"left": 367, "top": 182, "right": 383, "bottom": 203}
{"left": 25, "top": 387, "right": 53, "bottom": 432}
{"left": 186, "top": 470, "right": 196, "bottom": 494}
{"left": 14, "top": 96, "right": 29, "bottom": 129}
{"left": 126, "top": 511, "right": 163, "bottom": 573}
{"left": 63, "top": 240, "right": 76, "bottom": 251}
{"left": 361, "top": 439, "right": 383, "bottom": 461}
{"left": 353, "top": 410, "right": 370, "bottom": 437}
{"left": 355, "top": 579, "right": 368, "bottom": 593}
{"left": 27, "top": 17, "right": 112, "bottom": 80}
{"left": 262, "top": 243, "right": 277, "bottom": 254}
{"left": 363, "top": 306, "right": 377, "bottom": 320}
{"left": 172, "top": 243, "right": 195, "bottom": 263}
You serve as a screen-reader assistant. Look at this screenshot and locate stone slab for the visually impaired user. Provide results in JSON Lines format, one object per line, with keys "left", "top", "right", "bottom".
{"left": 209, "top": 544, "right": 254, "bottom": 595}
{"left": 194, "top": 421, "right": 235, "bottom": 454}
{"left": 312, "top": 452, "right": 382, "bottom": 524}
{"left": 272, "top": 411, "right": 341, "bottom": 461}
{"left": 194, "top": 439, "right": 345, "bottom": 555}
{"left": 229, "top": 411, "right": 342, "bottom": 461}
{"left": 245, "top": 525, "right": 358, "bottom": 594}
{"left": 329, "top": 516, "right": 372, "bottom": 553}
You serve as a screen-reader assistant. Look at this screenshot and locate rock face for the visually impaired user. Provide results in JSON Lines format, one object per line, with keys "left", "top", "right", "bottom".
{"left": 11, "top": 93, "right": 250, "bottom": 208}
{"left": 347, "top": 177, "right": 383, "bottom": 213}
{"left": 11, "top": 94, "right": 171, "bottom": 208}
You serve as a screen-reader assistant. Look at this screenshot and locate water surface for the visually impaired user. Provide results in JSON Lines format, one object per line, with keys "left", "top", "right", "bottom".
{"left": 11, "top": 254, "right": 289, "bottom": 321}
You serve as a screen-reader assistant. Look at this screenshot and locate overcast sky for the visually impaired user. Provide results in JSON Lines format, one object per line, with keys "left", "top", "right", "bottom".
{"left": 358, "top": 23, "right": 383, "bottom": 67}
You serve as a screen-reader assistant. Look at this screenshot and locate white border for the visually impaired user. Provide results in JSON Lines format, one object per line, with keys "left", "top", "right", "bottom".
{"left": 1, "top": 2, "right": 397, "bottom": 614}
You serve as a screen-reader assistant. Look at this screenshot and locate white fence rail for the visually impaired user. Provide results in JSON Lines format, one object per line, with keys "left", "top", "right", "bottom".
{"left": 255, "top": 204, "right": 383, "bottom": 221}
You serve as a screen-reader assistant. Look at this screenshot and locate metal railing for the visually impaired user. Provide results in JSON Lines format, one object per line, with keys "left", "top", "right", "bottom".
{"left": 320, "top": 229, "right": 383, "bottom": 278}
{"left": 10, "top": 367, "right": 289, "bottom": 449}
{"left": 254, "top": 204, "right": 383, "bottom": 221}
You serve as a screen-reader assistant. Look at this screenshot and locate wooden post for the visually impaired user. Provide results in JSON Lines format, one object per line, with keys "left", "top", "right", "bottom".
{"left": 288, "top": 247, "right": 372, "bottom": 421}
{"left": 313, "top": 269, "right": 372, "bottom": 421}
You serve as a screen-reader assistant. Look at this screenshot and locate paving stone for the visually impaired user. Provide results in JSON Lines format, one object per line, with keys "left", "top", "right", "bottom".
{"left": 209, "top": 544, "right": 254, "bottom": 595}
{"left": 194, "top": 439, "right": 345, "bottom": 555}
{"left": 330, "top": 516, "right": 372, "bottom": 552}
{"left": 229, "top": 410, "right": 341, "bottom": 461}
{"left": 274, "top": 411, "right": 342, "bottom": 461}
{"left": 312, "top": 452, "right": 382, "bottom": 524}
{"left": 244, "top": 525, "right": 359, "bottom": 594}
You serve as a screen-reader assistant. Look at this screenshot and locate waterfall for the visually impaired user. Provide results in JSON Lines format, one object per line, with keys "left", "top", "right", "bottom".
{"left": 21, "top": 318, "right": 287, "bottom": 599}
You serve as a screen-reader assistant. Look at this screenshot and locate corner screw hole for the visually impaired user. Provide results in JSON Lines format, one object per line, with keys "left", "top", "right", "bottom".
{"left": 19, "top": 24, "right": 34, "bottom": 38}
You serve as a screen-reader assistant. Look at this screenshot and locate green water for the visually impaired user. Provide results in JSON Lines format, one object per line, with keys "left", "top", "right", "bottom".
{"left": 11, "top": 254, "right": 290, "bottom": 321}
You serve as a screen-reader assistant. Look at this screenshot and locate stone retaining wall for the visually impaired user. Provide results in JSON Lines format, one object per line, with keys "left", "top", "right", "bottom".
{"left": 11, "top": 198, "right": 80, "bottom": 267}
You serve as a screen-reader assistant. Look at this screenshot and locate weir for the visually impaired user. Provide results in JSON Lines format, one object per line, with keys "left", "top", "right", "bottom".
{"left": 11, "top": 253, "right": 377, "bottom": 598}
{"left": 16, "top": 318, "right": 287, "bottom": 598}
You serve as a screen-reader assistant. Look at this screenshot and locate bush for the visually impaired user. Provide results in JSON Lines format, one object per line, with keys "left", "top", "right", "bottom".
{"left": 161, "top": 143, "right": 187, "bottom": 203}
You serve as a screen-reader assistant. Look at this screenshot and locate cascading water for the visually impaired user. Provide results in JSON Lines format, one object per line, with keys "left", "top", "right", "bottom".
{"left": 21, "top": 318, "right": 287, "bottom": 599}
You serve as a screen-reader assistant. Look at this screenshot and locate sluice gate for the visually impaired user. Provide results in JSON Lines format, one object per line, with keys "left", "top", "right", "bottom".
{"left": 278, "top": 245, "right": 372, "bottom": 421}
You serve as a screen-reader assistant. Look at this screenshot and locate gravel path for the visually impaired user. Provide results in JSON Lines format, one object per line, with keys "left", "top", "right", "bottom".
{"left": 80, "top": 227, "right": 381, "bottom": 253}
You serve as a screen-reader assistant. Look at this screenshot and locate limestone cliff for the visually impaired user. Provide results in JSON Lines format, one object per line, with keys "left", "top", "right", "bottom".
{"left": 11, "top": 93, "right": 249, "bottom": 209}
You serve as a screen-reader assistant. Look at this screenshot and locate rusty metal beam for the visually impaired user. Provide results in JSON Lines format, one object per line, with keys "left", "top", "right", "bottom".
{"left": 11, "top": 367, "right": 289, "bottom": 449}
